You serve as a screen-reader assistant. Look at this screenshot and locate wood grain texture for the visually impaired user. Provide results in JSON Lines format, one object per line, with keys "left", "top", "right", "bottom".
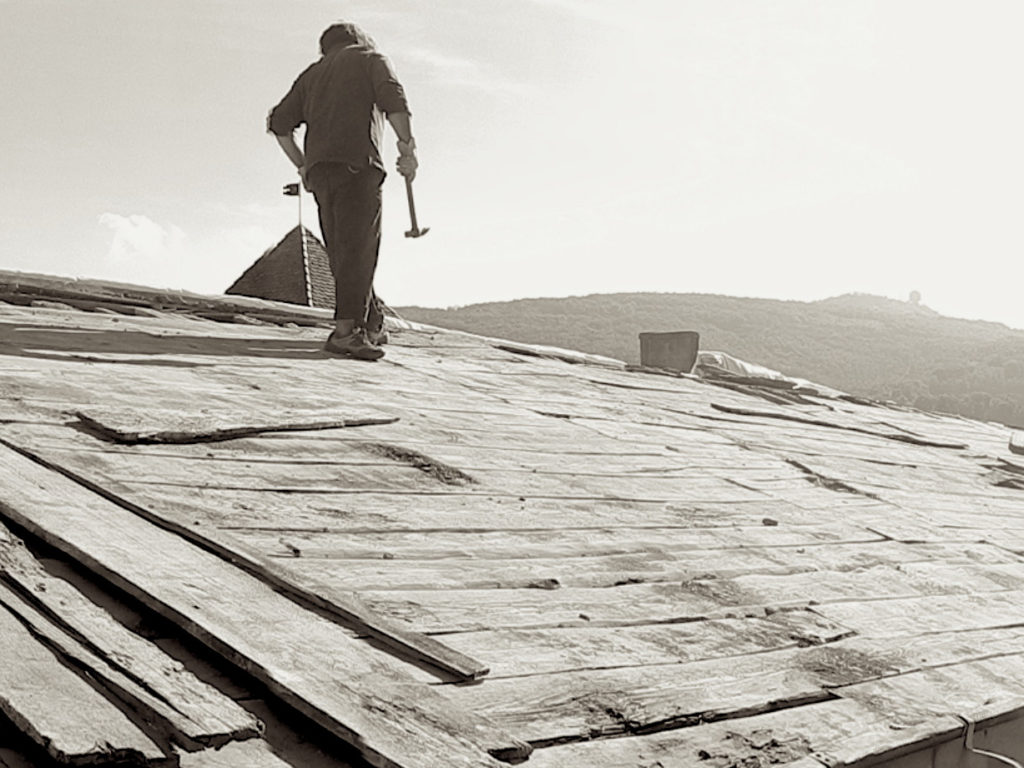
{"left": 440, "top": 628, "right": 1024, "bottom": 745}
{"left": 2, "top": 438, "right": 489, "bottom": 681}
{"left": 0, "top": 599, "right": 171, "bottom": 766}
{"left": 0, "top": 444, "right": 525, "bottom": 768}
{"left": 520, "top": 697, "right": 912, "bottom": 768}
{"left": 0, "top": 522, "right": 260, "bottom": 748}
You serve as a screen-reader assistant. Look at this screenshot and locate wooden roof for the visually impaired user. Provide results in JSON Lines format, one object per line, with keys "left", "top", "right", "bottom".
{"left": 3, "top": 270, "right": 1024, "bottom": 767}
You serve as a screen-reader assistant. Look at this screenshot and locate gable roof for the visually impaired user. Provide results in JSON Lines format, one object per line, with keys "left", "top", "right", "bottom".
{"left": 3, "top": 269, "right": 1024, "bottom": 767}
{"left": 226, "top": 225, "right": 334, "bottom": 310}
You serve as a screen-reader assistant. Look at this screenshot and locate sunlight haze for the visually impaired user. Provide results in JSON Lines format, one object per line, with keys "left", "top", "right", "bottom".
{"left": 2, "top": 0, "right": 1022, "bottom": 328}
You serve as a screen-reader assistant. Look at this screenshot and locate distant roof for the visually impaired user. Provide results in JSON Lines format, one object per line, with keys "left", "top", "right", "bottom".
{"left": 226, "top": 225, "right": 334, "bottom": 310}
{"left": 3, "top": 269, "right": 1024, "bottom": 768}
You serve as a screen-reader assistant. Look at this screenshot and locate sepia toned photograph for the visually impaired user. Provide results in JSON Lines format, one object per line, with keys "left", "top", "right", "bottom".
{"left": 2, "top": 2, "right": 1024, "bottom": 766}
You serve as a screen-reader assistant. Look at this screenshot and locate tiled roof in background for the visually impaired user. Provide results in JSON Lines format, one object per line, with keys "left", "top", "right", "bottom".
{"left": 302, "top": 228, "right": 335, "bottom": 310}
{"left": 227, "top": 226, "right": 334, "bottom": 311}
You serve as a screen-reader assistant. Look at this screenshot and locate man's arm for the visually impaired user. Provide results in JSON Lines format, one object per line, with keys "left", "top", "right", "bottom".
{"left": 273, "top": 133, "right": 310, "bottom": 189}
{"left": 267, "top": 70, "right": 309, "bottom": 186}
{"left": 387, "top": 112, "right": 417, "bottom": 182}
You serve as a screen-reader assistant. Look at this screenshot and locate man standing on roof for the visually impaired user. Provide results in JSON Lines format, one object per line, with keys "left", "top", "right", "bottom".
{"left": 268, "top": 21, "right": 417, "bottom": 361}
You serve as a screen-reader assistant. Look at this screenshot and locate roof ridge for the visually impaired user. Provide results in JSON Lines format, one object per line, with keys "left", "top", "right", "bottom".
{"left": 299, "top": 226, "right": 313, "bottom": 307}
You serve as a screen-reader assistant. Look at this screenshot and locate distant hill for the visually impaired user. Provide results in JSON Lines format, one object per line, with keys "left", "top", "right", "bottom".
{"left": 397, "top": 293, "right": 1024, "bottom": 427}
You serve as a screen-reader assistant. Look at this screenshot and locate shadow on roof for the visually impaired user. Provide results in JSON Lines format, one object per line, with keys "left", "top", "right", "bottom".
{"left": 0, "top": 323, "right": 331, "bottom": 363}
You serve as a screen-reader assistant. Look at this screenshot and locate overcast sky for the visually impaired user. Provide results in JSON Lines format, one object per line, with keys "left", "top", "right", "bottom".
{"left": 2, "top": 1, "right": 1023, "bottom": 327}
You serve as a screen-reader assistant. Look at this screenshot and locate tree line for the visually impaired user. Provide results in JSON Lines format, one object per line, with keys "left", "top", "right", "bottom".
{"left": 398, "top": 292, "right": 1024, "bottom": 428}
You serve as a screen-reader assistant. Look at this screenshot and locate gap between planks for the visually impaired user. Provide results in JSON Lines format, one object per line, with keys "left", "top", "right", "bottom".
{"left": 0, "top": 437, "right": 489, "bottom": 682}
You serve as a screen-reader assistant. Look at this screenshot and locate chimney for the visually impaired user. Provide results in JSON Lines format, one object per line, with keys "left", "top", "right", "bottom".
{"left": 639, "top": 331, "right": 700, "bottom": 373}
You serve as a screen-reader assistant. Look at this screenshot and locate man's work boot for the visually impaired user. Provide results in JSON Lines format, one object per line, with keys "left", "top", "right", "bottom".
{"left": 323, "top": 326, "right": 385, "bottom": 360}
{"left": 367, "top": 325, "right": 389, "bottom": 346}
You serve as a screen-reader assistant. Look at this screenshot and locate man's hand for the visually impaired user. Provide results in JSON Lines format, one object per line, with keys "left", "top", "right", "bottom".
{"left": 397, "top": 138, "right": 418, "bottom": 182}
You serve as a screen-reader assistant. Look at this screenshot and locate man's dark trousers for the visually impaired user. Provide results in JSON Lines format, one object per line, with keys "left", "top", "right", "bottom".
{"left": 310, "top": 163, "right": 386, "bottom": 331}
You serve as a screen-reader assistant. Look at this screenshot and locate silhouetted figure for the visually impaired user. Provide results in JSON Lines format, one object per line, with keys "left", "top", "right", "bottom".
{"left": 268, "top": 22, "right": 417, "bottom": 360}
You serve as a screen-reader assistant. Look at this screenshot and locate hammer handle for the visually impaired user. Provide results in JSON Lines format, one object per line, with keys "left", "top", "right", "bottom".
{"left": 404, "top": 177, "right": 420, "bottom": 232}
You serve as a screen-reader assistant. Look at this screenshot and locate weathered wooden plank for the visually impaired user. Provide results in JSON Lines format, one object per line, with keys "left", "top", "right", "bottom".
{"left": 0, "top": 580, "right": 256, "bottom": 753}
{"left": 0, "top": 523, "right": 260, "bottom": 748}
{"left": 438, "top": 645, "right": 831, "bottom": 745}
{"left": 362, "top": 582, "right": 724, "bottom": 633}
{"left": 0, "top": 444, "right": 525, "bottom": 768}
{"left": 0, "top": 599, "right": 171, "bottom": 766}
{"left": 828, "top": 656, "right": 1024, "bottom": 767}
{"left": 269, "top": 546, "right": 1005, "bottom": 596}
{"left": 814, "top": 590, "right": 1024, "bottom": 635}
{"left": 3, "top": 439, "right": 489, "bottom": 681}
{"left": 76, "top": 406, "right": 399, "bottom": 444}
{"left": 176, "top": 739, "right": 297, "bottom": 768}
{"left": 439, "top": 628, "right": 1024, "bottom": 745}
{"left": 676, "top": 562, "right": 1024, "bottom": 611}
{"left": 114, "top": 468, "right": 770, "bottom": 503}
{"left": 35, "top": 438, "right": 786, "bottom": 478}
{"left": 521, "top": 697, "right": 945, "bottom": 768}
{"left": 231, "top": 523, "right": 881, "bottom": 562}
{"left": 709, "top": 402, "right": 968, "bottom": 449}
{"left": 147, "top": 485, "right": 821, "bottom": 532}
{"left": 437, "top": 611, "right": 851, "bottom": 678}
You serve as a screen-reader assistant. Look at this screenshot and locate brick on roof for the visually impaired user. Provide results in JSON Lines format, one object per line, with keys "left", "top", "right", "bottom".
{"left": 226, "top": 226, "right": 335, "bottom": 311}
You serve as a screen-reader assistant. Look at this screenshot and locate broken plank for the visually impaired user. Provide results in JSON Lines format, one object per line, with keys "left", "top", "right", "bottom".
{"left": 0, "top": 599, "right": 171, "bottom": 766}
{"left": 522, "top": 697, "right": 933, "bottom": 768}
{"left": 176, "top": 739, "right": 297, "bottom": 768}
{"left": 437, "top": 643, "right": 831, "bottom": 744}
{"left": 0, "top": 580, "right": 252, "bottom": 753}
{"left": 76, "top": 406, "right": 399, "bottom": 444}
{"left": 0, "top": 443, "right": 525, "bottom": 768}
{"left": 2, "top": 438, "right": 488, "bottom": 680}
{"left": 441, "top": 627, "right": 1024, "bottom": 745}
{"left": 0, "top": 522, "right": 260, "bottom": 748}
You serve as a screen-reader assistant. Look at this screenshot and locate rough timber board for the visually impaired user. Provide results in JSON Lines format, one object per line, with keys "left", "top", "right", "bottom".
{"left": 432, "top": 611, "right": 851, "bottom": 679}
{"left": 520, "top": 697, "right": 958, "bottom": 768}
{"left": 812, "top": 590, "right": 1024, "bottom": 636}
{"left": 2, "top": 438, "right": 489, "bottom": 680}
{"left": 10, "top": 287, "right": 1024, "bottom": 766}
{"left": 255, "top": 548, "right": 1022, "bottom": 600}
{"left": 0, "top": 444, "right": 524, "bottom": 768}
{"left": 438, "top": 628, "right": 1024, "bottom": 745}
{"left": 0, "top": 522, "right": 260, "bottom": 747}
{"left": 0, "top": 598, "right": 171, "bottom": 766}
{"left": 75, "top": 406, "right": 400, "bottom": 444}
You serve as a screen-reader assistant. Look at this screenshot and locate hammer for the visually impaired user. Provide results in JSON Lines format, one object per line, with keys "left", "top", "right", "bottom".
{"left": 404, "top": 177, "right": 429, "bottom": 238}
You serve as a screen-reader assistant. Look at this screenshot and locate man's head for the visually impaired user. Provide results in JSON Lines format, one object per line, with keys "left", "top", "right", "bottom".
{"left": 319, "top": 22, "right": 375, "bottom": 54}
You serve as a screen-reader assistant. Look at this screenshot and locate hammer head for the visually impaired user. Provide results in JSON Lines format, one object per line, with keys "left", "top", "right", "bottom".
{"left": 404, "top": 226, "right": 430, "bottom": 239}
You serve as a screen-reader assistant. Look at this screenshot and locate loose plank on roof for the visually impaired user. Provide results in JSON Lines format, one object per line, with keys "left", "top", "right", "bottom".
{"left": 0, "top": 597, "right": 171, "bottom": 766}
{"left": 76, "top": 406, "right": 398, "bottom": 444}
{"left": 3, "top": 438, "right": 488, "bottom": 681}
{"left": 0, "top": 521, "right": 260, "bottom": 748}
{"left": 0, "top": 443, "right": 525, "bottom": 768}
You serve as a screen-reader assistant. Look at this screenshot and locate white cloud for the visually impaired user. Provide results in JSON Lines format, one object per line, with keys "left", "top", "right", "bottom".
{"left": 98, "top": 213, "right": 187, "bottom": 263}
